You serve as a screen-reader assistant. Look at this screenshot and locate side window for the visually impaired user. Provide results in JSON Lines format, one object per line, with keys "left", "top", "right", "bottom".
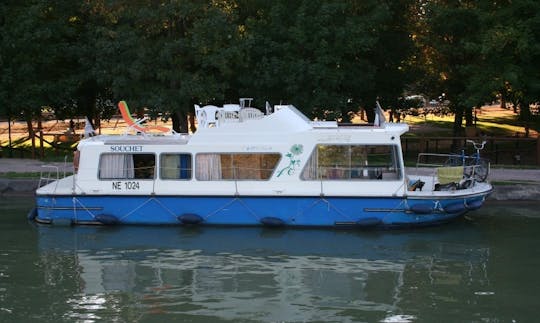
{"left": 99, "top": 153, "right": 155, "bottom": 180}
{"left": 301, "top": 145, "right": 401, "bottom": 180}
{"left": 160, "top": 154, "right": 192, "bottom": 180}
{"left": 195, "top": 153, "right": 281, "bottom": 181}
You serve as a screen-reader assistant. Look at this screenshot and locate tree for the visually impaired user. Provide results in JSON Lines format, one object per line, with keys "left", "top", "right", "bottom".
{"left": 414, "top": 0, "right": 483, "bottom": 136}
{"left": 1, "top": 1, "right": 116, "bottom": 133}
{"left": 90, "top": 1, "right": 243, "bottom": 133}
{"left": 1, "top": 1, "right": 77, "bottom": 157}
{"left": 238, "top": 0, "right": 414, "bottom": 122}
{"left": 412, "top": 0, "right": 540, "bottom": 138}
{"left": 469, "top": 0, "right": 540, "bottom": 137}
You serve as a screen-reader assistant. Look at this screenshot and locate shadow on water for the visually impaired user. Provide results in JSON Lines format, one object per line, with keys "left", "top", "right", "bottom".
{"left": 2, "top": 199, "right": 540, "bottom": 322}
{"left": 27, "top": 220, "right": 495, "bottom": 322}
{"left": 34, "top": 220, "right": 489, "bottom": 259}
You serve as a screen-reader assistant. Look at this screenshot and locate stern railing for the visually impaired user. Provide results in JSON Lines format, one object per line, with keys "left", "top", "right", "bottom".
{"left": 413, "top": 152, "right": 490, "bottom": 190}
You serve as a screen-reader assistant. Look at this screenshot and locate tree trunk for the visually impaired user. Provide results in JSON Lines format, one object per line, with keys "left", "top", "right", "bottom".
{"left": 452, "top": 105, "right": 464, "bottom": 151}
{"left": 188, "top": 112, "right": 196, "bottom": 133}
{"left": 171, "top": 110, "right": 188, "bottom": 133}
{"left": 453, "top": 106, "right": 464, "bottom": 136}
{"left": 519, "top": 100, "right": 531, "bottom": 138}
{"left": 77, "top": 82, "right": 99, "bottom": 133}
{"left": 37, "top": 115, "right": 44, "bottom": 159}
{"left": 7, "top": 113, "right": 13, "bottom": 158}
{"left": 362, "top": 100, "right": 376, "bottom": 124}
{"left": 464, "top": 105, "right": 473, "bottom": 127}
{"left": 25, "top": 116, "right": 36, "bottom": 159}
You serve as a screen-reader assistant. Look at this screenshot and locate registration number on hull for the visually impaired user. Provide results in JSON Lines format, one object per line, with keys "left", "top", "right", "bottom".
{"left": 112, "top": 181, "right": 140, "bottom": 190}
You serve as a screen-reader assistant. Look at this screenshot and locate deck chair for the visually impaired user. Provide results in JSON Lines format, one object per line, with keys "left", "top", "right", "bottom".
{"left": 118, "top": 101, "right": 170, "bottom": 133}
{"left": 437, "top": 166, "right": 463, "bottom": 184}
{"left": 195, "top": 105, "right": 220, "bottom": 128}
{"left": 223, "top": 104, "right": 241, "bottom": 112}
{"left": 239, "top": 107, "right": 264, "bottom": 121}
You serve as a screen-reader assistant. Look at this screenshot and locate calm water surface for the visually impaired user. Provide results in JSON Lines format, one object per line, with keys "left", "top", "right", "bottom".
{"left": 1, "top": 198, "right": 539, "bottom": 322}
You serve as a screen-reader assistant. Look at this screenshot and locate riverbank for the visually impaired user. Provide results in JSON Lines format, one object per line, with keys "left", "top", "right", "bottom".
{"left": 0, "top": 158, "right": 539, "bottom": 199}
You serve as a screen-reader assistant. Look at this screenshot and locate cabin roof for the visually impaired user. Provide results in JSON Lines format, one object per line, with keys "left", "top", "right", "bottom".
{"left": 77, "top": 105, "right": 409, "bottom": 148}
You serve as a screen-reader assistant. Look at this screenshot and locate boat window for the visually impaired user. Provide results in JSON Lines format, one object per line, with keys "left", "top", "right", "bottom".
{"left": 99, "top": 153, "right": 155, "bottom": 180}
{"left": 301, "top": 144, "right": 402, "bottom": 181}
{"left": 195, "top": 153, "right": 281, "bottom": 180}
{"left": 160, "top": 154, "right": 192, "bottom": 180}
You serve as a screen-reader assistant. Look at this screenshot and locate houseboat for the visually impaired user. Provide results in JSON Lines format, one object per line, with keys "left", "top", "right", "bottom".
{"left": 33, "top": 99, "right": 493, "bottom": 228}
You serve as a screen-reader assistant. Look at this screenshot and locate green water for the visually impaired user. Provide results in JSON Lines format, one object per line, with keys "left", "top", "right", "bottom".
{"left": 1, "top": 198, "right": 539, "bottom": 322}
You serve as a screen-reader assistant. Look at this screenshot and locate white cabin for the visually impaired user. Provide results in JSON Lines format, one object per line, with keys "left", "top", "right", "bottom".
{"left": 39, "top": 105, "right": 410, "bottom": 198}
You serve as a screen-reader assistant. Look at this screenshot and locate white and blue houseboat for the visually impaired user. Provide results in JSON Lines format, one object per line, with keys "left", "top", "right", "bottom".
{"left": 33, "top": 99, "right": 493, "bottom": 228}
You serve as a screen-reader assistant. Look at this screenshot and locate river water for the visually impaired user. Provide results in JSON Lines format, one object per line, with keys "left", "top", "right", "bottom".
{"left": 1, "top": 198, "right": 539, "bottom": 323}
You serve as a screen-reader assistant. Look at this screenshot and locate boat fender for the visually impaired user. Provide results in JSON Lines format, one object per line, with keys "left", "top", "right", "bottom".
{"left": 178, "top": 213, "right": 204, "bottom": 225}
{"left": 466, "top": 199, "right": 483, "bottom": 210}
{"left": 52, "top": 218, "right": 73, "bottom": 226}
{"left": 95, "top": 214, "right": 120, "bottom": 225}
{"left": 443, "top": 202, "right": 466, "bottom": 214}
{"left": 27, "top": 208, "right": 38, "bottom": 221}
{"left": 409, "top": 204, "right": 433, "bottom": 214}
{"left": 356, "top": 217, "right": 382, "bottom": 227}
{"left": 260, "top": 217, "right": 286, "bottom": 227}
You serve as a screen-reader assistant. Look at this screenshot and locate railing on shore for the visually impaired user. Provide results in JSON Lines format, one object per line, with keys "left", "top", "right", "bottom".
{"left": 3, "top": 133, "right": 539, "bottom": 167}
{"left": 402, "top": 136, "right": 540, "bottom": 166}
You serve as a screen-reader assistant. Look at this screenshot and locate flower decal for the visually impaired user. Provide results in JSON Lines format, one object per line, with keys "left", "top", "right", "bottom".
{"left": 277, "top": 144, "right": 303, "bottom": 177}
{"left": 290, "top": 144, "right": 303, "bottom": 156}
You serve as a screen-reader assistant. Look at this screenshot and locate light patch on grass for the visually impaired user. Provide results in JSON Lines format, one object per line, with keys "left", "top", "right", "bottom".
{"left": 0, "top": 172, "right": 42, "bottom": 179}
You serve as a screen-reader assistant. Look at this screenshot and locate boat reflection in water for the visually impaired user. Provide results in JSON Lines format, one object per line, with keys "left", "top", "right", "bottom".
{"left": 36, "top": 223, "right": 491, "bottom": 322}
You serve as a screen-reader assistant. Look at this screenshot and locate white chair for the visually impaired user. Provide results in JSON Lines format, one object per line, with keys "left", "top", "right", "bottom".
{"left": 239, "top": 98, "right": 253, "bottom": 109}
{"left": 202, "top": 105, "right": 220, "bottom": 127}
{"left": 223, "top": 104, "right": 241, "bottom": 112}
{"left": 221, "top": 104, "right": 240, "bottom": 123}
{"left": 195, "top": 104, "right": 220, "bottom": 128}
{"left": 239, "top": 107, "right": 264, "bottom": 122}
{"left": 217, "top": 110, "right": 240, "bottom": 126}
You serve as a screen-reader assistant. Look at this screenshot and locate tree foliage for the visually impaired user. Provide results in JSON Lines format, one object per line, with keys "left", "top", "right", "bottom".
{"left": 1, "top": 0, "right": 539, "bottom": 136}
{"left": 413, "top": 0, "right": 540, "bottom": 136}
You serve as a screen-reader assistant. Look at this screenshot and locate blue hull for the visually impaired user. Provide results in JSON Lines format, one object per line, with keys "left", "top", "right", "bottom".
{"left": 35, "top": 194, "right": 487, "bottom": 229}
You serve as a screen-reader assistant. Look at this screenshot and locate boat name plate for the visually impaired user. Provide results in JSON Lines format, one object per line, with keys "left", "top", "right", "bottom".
{"left": 109, "top": 145, "right": 144, "bottom": 152}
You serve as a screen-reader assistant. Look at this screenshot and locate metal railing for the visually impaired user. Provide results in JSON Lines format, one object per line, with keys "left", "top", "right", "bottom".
{"left": 403, "top": 136, "right": 539, "bottom": 166}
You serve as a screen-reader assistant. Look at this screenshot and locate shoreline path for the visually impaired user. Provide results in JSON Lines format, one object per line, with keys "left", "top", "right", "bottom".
{"left": 0, "top": 158, "right": 539, "bottom": 200}
{"left": 1, "top": 158, "right": 539, "bottom": 183}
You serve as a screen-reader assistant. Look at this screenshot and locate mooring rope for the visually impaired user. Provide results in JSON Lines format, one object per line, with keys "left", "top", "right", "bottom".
{"left": 203, "top": 196, "right": 259, "bottom": 221}
{"left": 72, "top": 196, "right": 98, "bottom": 221}
{"left": 297, "top": 196, "right": 354, "bottom": 222}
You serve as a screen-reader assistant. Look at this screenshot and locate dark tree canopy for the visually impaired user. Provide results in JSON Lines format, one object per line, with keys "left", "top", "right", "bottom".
{"left": 1, "top": 0, "right": 539, "bottom": 135}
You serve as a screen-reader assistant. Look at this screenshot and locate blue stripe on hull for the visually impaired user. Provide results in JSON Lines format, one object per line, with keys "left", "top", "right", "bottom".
{"left": 35, "top": 194, "right": 486, "bottom": 228}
